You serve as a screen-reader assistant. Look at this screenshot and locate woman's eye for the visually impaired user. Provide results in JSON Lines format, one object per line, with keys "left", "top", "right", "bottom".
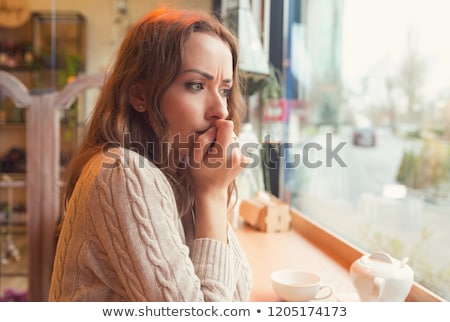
{"left": 187, "top": 82, "right": 204, "bottom": 91}
{"left": 220, "top": 88, "right": 231, "bottom": 98}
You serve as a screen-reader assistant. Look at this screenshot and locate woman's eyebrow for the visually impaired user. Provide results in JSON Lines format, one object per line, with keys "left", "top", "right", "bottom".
{"left": 182, "top": 68, "right": 232, "bottom": 83}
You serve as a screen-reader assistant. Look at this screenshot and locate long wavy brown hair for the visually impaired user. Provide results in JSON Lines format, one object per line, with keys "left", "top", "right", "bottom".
{"left": 63, "top": 8, "right": 246, "bottom": 218}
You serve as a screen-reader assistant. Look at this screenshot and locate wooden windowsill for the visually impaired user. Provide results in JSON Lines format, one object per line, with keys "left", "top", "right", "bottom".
{"left": 235, "top": 207, "right": 446, "bottom": 302}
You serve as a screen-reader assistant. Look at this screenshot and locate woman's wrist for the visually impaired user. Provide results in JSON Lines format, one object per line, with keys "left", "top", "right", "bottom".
{"left": 194, "top": 190, "right": 228, "bottom": 243}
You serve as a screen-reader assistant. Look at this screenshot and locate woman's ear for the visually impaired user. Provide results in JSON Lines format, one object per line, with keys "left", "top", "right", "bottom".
{"left": 128, "top": 81, "right": 147, "bottom": 112}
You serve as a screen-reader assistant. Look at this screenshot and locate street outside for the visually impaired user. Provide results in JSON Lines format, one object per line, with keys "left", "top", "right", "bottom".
{"left": 284, "top": 128, "right": 450, "bottom": 300}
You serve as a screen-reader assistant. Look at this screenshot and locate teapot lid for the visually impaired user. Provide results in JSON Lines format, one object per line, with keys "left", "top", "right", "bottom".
{"left": 357, "top": 251, "right": 411, "bottom": 273}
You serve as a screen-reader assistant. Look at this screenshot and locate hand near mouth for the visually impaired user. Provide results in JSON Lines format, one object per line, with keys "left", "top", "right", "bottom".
{"left": 190, "top": 119, "right": 248, "bottom": 242}
{"left": 189, "top": 120, "right": 250, "bottom": 191}
{"left": 192, "top": 119, "right": 249, "bottom": 175}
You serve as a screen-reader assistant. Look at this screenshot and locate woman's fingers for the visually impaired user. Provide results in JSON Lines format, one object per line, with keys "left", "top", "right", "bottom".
{"left": 213, "top": 119, "right": 234, "bottom": 148}
{"left": 192, "top": 126, "right": 217, "bottom": 166}
{"left": 190, "top": 120, "right": 250, "bottom": 178}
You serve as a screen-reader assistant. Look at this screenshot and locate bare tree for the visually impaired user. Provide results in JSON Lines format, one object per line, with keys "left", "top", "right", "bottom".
{"left": 384, "top": 76, "right": 398, "bottom": 134}
{"left": 397, "top": 29, "right": 426, "bottom": 125}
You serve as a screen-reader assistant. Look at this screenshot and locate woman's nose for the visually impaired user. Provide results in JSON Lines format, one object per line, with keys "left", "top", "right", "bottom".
{"left": 206, "top": 92, "right": 229, "bottom": 120}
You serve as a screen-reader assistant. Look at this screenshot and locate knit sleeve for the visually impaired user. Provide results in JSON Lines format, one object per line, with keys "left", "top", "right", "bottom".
{"left": 87, "top": 150, "right": 248, "bottom": 301}
{"left": 189, "top": 232, "right": 253, "bottom": 301}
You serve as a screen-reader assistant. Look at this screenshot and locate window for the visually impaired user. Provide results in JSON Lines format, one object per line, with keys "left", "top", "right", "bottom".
{"left": 260, "top": 0, "right": 450, "bottom": 300}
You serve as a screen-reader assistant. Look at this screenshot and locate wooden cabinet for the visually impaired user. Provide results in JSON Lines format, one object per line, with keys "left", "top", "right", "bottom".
{"left": 0, "top": 69, "right": 104, "bottom": 301}
{"left": 1, "top": 11, "right": 88, "bottom": 301}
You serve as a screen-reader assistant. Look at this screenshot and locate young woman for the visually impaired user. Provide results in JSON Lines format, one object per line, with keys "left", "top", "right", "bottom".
{"left": 48, "top": 8, "right": 253, "bottom": 301}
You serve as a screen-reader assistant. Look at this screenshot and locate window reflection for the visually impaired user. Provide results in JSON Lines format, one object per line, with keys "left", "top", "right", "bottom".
{"left": 278, "top": 0, "right": 450, "bottom": 300}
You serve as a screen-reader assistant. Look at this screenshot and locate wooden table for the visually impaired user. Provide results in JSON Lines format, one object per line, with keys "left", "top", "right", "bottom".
{"left": 235, "top": 222, "right": 360, "bottom": 302}
{"left": 235, "top": 206, "right": 445, "bottom": 302}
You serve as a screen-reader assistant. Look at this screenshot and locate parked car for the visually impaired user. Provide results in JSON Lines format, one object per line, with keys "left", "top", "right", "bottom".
{"left": 353, "top": 127, "right": 376, "bottom": 147}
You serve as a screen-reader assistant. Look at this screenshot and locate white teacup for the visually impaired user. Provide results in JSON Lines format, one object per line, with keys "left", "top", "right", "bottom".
{"left": 271, "top": 269, "right": 333, "bottom": 302}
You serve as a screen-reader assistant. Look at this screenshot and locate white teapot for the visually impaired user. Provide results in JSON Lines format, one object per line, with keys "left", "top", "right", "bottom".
{"left": 350, "top": 251, "right": 414, "bottom": 301}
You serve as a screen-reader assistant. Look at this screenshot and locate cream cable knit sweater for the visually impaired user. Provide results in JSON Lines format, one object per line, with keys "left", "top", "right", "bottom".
{"left": 48, "top": 148, "right": 253, "bottom": 301}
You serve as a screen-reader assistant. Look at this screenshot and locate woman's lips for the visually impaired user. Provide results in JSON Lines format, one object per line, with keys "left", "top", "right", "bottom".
{"left": 195, "top": 127, "right": 211, "bottom": 136}
{"left": 195, "top": 125, "right": 216, "bottom": 137}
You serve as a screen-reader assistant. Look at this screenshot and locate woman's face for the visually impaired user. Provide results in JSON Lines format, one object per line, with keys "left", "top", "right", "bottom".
{"left": 160, "top": 31, "right": 233, "bottom": 156}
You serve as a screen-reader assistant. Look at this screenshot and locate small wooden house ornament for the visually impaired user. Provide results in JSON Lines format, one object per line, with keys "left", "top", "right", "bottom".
{"left": 239, "top": 191, "right": 291, "bottom": 233}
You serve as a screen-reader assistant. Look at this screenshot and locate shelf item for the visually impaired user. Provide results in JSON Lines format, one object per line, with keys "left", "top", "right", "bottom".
{"left": 31, "top": 11, "right": 86, "bottom": 91}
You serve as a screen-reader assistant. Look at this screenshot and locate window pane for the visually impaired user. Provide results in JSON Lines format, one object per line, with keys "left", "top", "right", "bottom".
{"left": 280, "top": 0, "right": 450, "bottom": 300}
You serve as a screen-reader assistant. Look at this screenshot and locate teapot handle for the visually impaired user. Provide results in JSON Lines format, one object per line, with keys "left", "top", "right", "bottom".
{"left": 372, "top": 277, "right": 385, "bottom": 300}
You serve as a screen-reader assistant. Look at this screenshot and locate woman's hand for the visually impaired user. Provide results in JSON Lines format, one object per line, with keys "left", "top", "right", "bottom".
{"left": 190, "top": 119, "right": 247, "bottom": 194}
{"left": 188, "top": 119, "right": 249, "bottom": 242}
